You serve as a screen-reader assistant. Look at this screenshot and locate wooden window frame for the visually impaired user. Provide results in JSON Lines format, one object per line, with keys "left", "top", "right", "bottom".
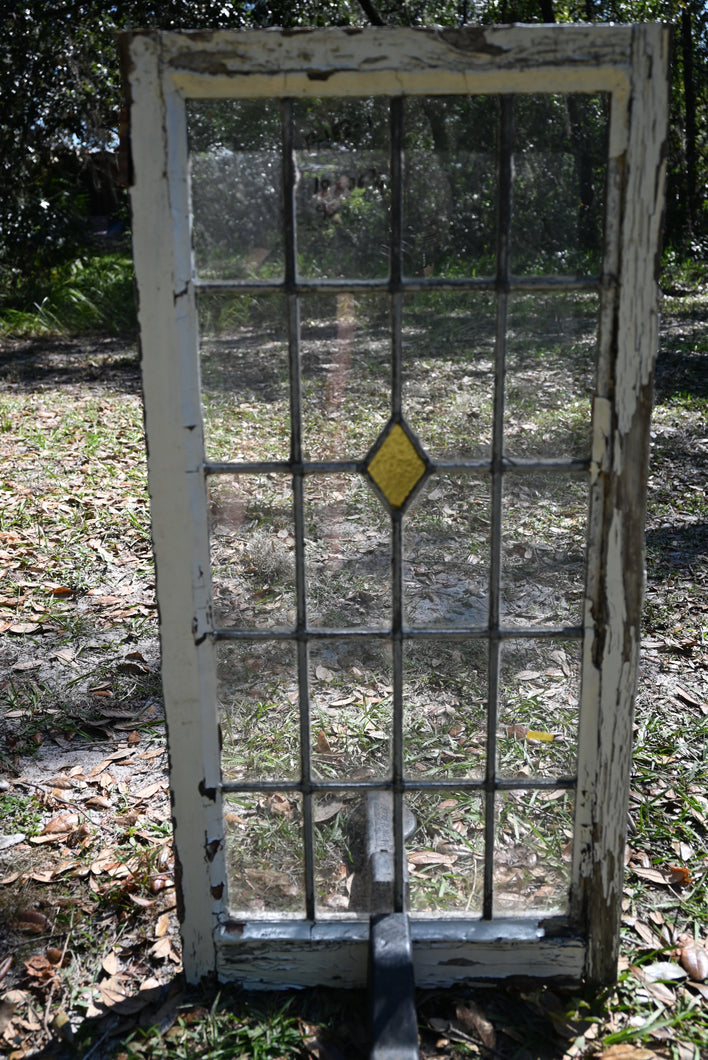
{"left": 123, "top": 23, "right": 669, "bottom": 988}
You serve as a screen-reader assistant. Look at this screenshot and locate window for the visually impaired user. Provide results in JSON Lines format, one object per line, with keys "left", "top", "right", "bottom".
{"left": 124, "top": 24, "right": 669, "bottom": 988}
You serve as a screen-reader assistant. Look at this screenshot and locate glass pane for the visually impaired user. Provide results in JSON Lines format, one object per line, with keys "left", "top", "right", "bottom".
{"left": 309, "top": 640, "right": 392, "bottom": 782}
{"left": 494, "top": 789, "right": 573, "bottom": 916}
{"left": 305, "top": 473, "right": 390, "bottom": 630}
{"left": 188, "top": 99, "right": 283, "bottom": 281}
{"left": 404, "top": 642, "right": 487, "bottom": 781}
{"left": 403, "top": 96, "right": 497, "bottom": 279}
{"left": 403, "top": 292, "right": 495, "bottom": 460}
{"left": 404, "top": 472, "right": 490, "bottom": 628}
{"left": 294, "top": 98, "right": 390, "bottom": 280}
{"left": 198, "top": 292, "right": 290, "bottom": 463}
{"left": 498, "top": 639, "right": 581, "bottom": 779}
{"left": 314, "top": 791, "right": 366, "bottom": 918}
{"left": 505, "top": 292, "right": 598, "bottom": 461}
{"left": 300, "top": 291, "right": 390, "bottom": 462}
{"left": 511, "top": 93, "right": 608, "bottom": 277}
{"left": 218, "top": 641, "right": 299, "bottom": 783}
{"left": 225, "top": 792, "right": 304, "bottom": 917}
{"left": 210, "top": 474, "right": 295, "bottom": 631}
{"left": 501, "top": 473, "right": 587, "bottom": 628}
{"left": 407, "top": 792, "right": 485, "bottom": 915}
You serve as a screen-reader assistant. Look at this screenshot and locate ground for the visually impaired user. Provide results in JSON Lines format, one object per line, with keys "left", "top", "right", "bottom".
{"left": 0, "top": 286, "right": 706, "bottom": 1058}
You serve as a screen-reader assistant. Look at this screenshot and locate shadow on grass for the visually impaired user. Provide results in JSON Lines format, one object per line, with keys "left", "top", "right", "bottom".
{"left": 0, "top": 335, "right": 140, "bottom": 393}
{"left": 27, "top": 972, "right": 609, "bottom": 1059}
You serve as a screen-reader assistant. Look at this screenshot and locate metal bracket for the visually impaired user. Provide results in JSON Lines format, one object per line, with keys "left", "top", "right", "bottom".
{"left": 350, "top": 791, "right": 417, "bottom": 913}
{"left": 369, "top": 913, "right": 420, "bottom": 1059}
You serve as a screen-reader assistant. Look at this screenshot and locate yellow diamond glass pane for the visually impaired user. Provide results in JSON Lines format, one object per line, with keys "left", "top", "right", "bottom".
{"left": 367, "top": 424, "right": 426, "bottom": 509}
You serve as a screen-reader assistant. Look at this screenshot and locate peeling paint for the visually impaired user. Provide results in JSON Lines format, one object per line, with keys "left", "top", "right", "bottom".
{"left": 128, "top": 23, "right": 668, "bottom": 990}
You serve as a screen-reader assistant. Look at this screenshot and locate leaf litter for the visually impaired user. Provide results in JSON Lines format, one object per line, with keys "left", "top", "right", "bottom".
{"left": 0, "top": 291, "right": 706, "bottom": 1058}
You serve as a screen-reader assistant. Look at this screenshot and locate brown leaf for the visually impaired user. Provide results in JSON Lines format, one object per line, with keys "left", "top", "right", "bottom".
{"left": 132, "top": 782, "right": 164, "bottom": 800}
{"left": 315, "top": 730, "right": 332, "bottom": 754}
{"left": 24, "top": 955, "right": 55, "bottom": 981}
{"left": 679, "top": 941, "right": 708, "bottom": 981}
{"left": 407, "top": 850, "right": 456, "bottom": 867}
{"left": 455, "top": 1002, "right": 495, "bottom": 1050}
{"left": 127, "top": 893, "right": 156, "bottom": 908}
{"left": 41, "top": 812, "right": 80, "bottom": 835}
{"left": 150, "top": 936, "right": 173, "bottom": 960}
{"left": 102, "top": 952, "right": 120, "bottom": 977}
{"left": 14, "top": 909, "right": 50, "bottom": 934}
{"left": 631, "top": 863, "right": 690, "bottom": 887}
{"left": 0, "top": 997, "right": 15, "bottom": 1034}
{"left": 313, "top": 800, "right": 344, "bottom": 824}
{"left": 155, "top": 913, "right": 170, "bottom": 939}
{"left": 45, "top": 776, "right": 74, "bottom": 790}
{"left": 600, "top": 1047, "right": 657, "bottom": 1059}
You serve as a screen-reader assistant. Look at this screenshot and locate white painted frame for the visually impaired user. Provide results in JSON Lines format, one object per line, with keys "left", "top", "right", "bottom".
{"left": 123, "top": 24, "right": 669, "bottom": 988}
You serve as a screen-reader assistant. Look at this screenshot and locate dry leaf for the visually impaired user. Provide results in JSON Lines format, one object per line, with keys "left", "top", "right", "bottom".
{"left": 267, "top": 794, "right": 293, "bottom": 817}
{"left": 155, "top": 913, "right": 170, "bottom": 938}
{"left": 313, "top": 800, "right": 343, "bottom": 823}
{"left": 14, "top": 909, "right": 50, "bottom": 934}
{"left": 24, "top": 955, "right": 55, "bottom": 981}
{"left": 631, "top": 864, "right": 690, "bottom": 887}
{"left": 679, "top": 941, "right": 708, "bottom": 981}
{"left": 102, "top": 952, "right": 120, "bottom": 977}
{"left": 315, "top": 730, "right": 332, "bottom": 754}
{"left": 150, "top": 936, "right": 173, "bottom": 960}
{"left": 600, "top": 1047, "right": 657, "bottom": 1059}
{"left": 408, "top": 850, "right": 456, "bottom": 867}
{"left": 41, "top": 813, "right": 80, "bottom": 835}
{"left": 455, "top": 1001, "right": 495, "bottom": 1050}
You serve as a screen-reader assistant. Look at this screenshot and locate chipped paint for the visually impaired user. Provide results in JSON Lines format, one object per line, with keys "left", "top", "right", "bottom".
{"left": 127, "top": 24, "right": 668, "bottom": 989}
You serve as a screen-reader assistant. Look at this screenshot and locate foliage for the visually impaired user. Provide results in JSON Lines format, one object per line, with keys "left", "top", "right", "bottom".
{"left": 0, "top": 0, "right": 706, "bottom": 315}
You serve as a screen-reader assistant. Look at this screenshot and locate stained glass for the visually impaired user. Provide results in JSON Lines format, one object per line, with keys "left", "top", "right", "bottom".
{"left": 365, "top": 420, "right": 428, "bottom": 510}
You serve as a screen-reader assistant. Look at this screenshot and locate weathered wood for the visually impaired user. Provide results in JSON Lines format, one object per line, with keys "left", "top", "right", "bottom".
{"left": 215, "top": 920, "right": 585, "bottom": 988}
{"left": 572, "top": 23, "right": 669, "bottom": 986}
{"left": 126, "top": 33, "right": 226, "bottom": 981}
{"left": 126, "top": 23, "right": 669, "bottom": 990}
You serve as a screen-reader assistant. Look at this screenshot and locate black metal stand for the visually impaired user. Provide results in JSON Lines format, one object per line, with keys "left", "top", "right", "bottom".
{"left": 369, "top": 913, "right": 420, "bottom": 1059}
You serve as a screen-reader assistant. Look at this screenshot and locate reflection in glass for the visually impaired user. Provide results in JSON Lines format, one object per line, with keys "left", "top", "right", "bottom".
{"left": 225, "top": 792, "right": 304, "bottom": 917}
{"left": 403, "top": 292, "right": 496, "bottom": 460}
{"left": 300, "top": 291, "right": 389, "bottom": 462}
{"left": 309, "top": 640, "right": 392, "bottom": 782}
{"left": 511, "top": 94, "right": 608, "bottom": 277}
{"left": 404, "top": 473, "right": 490, "bottom": 628}
{"left": 294, "top": 98, "right": 390, "bottom": 279}
{"left": 209, "top": 474, "right": 295, "bottom": 630}
{"left": 498, "top": 640, "right": 580, "bottom": 779}
{"left": 505, "top": 292, "right": 598, "bottom": 461}
{"left": 502, "top": 474, "right": 587, "bottom": 628}
{"left": 494, "top": 789, "right": 573, "bottom": 915}
{"left": 188, "top": 99, "right": 283, "bottom": 281}
{"left": 407, "top": 792, "right": 485, "bottom": 915}
{"left": 403, "top": 96, "right": 498, "bottom": 279}
{"left": 218, "top": 641, "right": 299, "bottom": 783}
{"left": 403, "top": 641, "right": 487, "bottom": 781}
{"left": 198, "top": 292, "right": 290, "bottom": 463}
{"left": 305, "top": 474, "right": 390, "bottom": 630}
{"left": 314, "top": 790, "right": 368, "bottom": 919}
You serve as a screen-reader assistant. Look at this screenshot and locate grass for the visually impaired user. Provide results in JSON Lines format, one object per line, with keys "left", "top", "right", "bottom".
{"left": 0, "top": 252, "right": 136, "bottom": 337}
{"left": 0, "top": 265, "right": 706, "bottom": 1057}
